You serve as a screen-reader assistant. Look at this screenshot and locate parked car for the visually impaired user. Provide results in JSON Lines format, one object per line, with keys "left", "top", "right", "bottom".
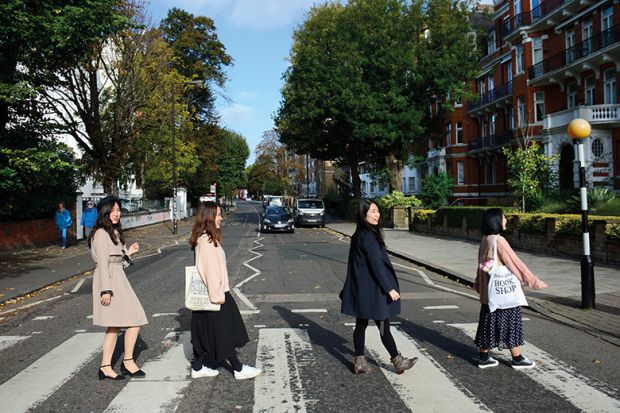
{"left": 263, "top": 195, "right": 283, "bottom": 209}
{"left": 294, "top": 198, "right": 326, "bottom": 227}
{"left": 261, "top": 206, "right": 295, "bottom": 233}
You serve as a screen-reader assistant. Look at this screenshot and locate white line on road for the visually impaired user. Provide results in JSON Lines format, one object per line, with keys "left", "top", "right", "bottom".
{"left": 0, "top": 335, "right": 29, "bottom": 351}
{"left": 393, "top": 262, "right": 435, "bottom": 285}
{"left": 365, "top": 327, "right": 489, "bottom": 412}
{"left": 448, "top": 323, "right": 620, "bottom": 413}
{"left": 0, "top": 295, "right": 63, "bottom": 316}
{"left": 240, "top": 310, "right": 260, "bottom": 315}
{"left": 290, "top": 309, "right": 327, "bottom": 313}
{"left": 253, "top": 324, "right": 266, "bottom": 328}
{"left": 0, "top": 332, "right": 104, "bottom": 413}
{"left": 32, "top": 316, "right": 54, "bottom": 320}
{"left": 423, "top": 305, "right": 460, "bottom": 310}
{"left": 232, "top": 235, "right": 264, "bottom": 312}
{"left": 70, "top": 279, "right": 85, "bottom": 293}
{"left": 152, "top": 313, "right": 180, "bottom": 318}
{"left": 254, "top": 328, "right": 315, "bottom": 413}
{"left": 104, "top": 332, "right": 194, "bottom": 413}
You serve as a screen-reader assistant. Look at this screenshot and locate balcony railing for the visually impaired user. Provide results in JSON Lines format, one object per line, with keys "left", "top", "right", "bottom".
{"left": 503, "top": 0, "right": 566, "bottom": 37}
{"left": 529, "top": 25, "right": 620, "bottom": 80}
{"left": 468, "top": 131, "right": 514, "bottom": 150}
{"left": 544, "top": 104, "right": 620, "bottom": 129}
{"left": 467, "top": 81, "right": 513, "bottom": 112}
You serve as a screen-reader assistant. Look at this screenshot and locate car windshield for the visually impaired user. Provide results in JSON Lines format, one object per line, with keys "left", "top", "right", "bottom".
{"left": 266, "top": 207, "right": 288, "bottom": 216}
{"left": 298, "top": 200, "right": 323, "bottom": 209}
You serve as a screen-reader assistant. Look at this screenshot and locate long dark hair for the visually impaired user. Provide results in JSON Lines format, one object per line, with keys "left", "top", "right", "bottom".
{"left": 189, "top": 202, "right": 222, "bottom": 248}
{"left": 481, "top": 208, "right": 504, "bottom": 235}
{"left": 355, "top": 198, "right": 385, "bottom": 246}
{"left": 87, "top": 200, "right": 125, "bottom": 248}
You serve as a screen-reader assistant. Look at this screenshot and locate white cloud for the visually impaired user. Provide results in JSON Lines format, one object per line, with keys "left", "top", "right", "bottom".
{"left": 219, "top": 103, "right": 254, "bottom": 125}
{"left": 229, "top": 0, "right": 316, "bottom": 30}
{"left": 238, "top": 91, "right": 258, "bottom": 100}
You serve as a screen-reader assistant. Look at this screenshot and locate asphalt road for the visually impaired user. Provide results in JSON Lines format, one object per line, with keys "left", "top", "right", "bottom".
{"left": 0, "top": 201, "right": 618, "bottom": 412}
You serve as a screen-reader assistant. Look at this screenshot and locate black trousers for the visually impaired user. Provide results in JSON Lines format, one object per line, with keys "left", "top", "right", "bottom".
{"left": 353, "top": 318, "right": 398, "bottom": 358}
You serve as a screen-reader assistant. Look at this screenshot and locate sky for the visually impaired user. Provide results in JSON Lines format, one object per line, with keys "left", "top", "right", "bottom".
{"left": 148, "top": 0, "right": 318, "bottom": 165}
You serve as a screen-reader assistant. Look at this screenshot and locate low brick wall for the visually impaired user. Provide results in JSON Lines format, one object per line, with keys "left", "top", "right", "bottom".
{"left": 410, "top": 214, "right": 620, "bottom": 266}
{"left": 0, "top": 219, "right": 74, "bottom": 250}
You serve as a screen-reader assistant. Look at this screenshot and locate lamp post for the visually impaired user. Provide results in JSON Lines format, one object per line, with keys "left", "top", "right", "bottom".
{"left": 567, "top": 118, "right": 595, "bottom": 309}
{"left": 171, "top": 80, "right": 204, "bottom": 235}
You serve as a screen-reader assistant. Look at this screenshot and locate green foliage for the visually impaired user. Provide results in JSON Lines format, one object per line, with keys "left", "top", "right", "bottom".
{"left": 411, "top": 209, "right": 436, "bottom": 224}
{"left": 607, "top": 223, "right": 620, "bottom": 241}
{"left": 216, "top": 130, "right": 250, "bottom": 199}
{"left": 502, "top": 142, "right": 557, "bottom": 211}
{"left": 0, "top": 143, "right": 82, "bottom": 221}
{"left": 569, "top": 188, "right": 620, "bottom": 216}
{"left": 419, "top": 173, "right": 454, "bottom": 209}
{"left": 375, "top": 191, "right": 422, "bottom": 210}
{"left": 511, "top": 213, "right": 547, "bottom": 234}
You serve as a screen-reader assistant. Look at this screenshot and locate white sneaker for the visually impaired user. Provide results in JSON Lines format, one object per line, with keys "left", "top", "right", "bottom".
{"left": 234, "top": 365, "right": 262, "bottom": 380}
{"left": 191, "top": 365, "right": 219, "bottom": 378}
{"left": 511, "top": 357, "right": 536, "bottom": 370}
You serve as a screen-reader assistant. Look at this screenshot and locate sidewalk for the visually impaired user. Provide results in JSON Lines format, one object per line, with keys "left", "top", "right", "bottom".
{"left": 326, "top": 218, "right": 620, "bottom": 347}
{"left": 0, "top": 219, "right": 195, "bottom": 306}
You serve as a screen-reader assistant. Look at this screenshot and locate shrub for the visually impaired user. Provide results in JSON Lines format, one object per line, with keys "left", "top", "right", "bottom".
{"left": 607, "top": 223, "right": 620, "bottom": 241}
{"left": 375, "top": 191, "right": 422, "bottom": 210}
{"left": 419, "top": 173, "right": 453, "bottom": 209}
{"left": 412, "top": 209, "right": 435, "bottom": 224}
{"left": 435, "top": 206, "right": 516, "bottom": 231}
{"left": 512, "top": 213, "right": 547, "bottom": 234}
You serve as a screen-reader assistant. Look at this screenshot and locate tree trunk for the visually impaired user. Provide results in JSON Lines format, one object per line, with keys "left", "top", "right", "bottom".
{"left": 386, "top": 152, "right": 403, "bottom": 193}
{"left": 350, "top": 159, "right": 362, "bottom": 198}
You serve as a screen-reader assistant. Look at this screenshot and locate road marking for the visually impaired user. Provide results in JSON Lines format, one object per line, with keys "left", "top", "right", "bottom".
{"left": 32, "top": 316, "right": 54, "bottom": 320}
{"left": 71, "top": 279, "right": 85, "bottom": 293}
{"left": 73, "top": 329, "right": 87, "bottom": 333}
{"left": 254, "top": 328, "right": 315, "bottom": 413}
{"left": 0, "top": 332, "right": 104, "bottom": 413}
{"left": 0, "top": 335, "right": 29, "bottom": 351}
{"left": 365, "top": 327, "right": 488, "bottom": 412}
{"left": 232, "top": 236, "right": 265, "bottom": 312}
{"left": 152, "top": 313, "right": 180, "bottom": 318}
{"left": 86, "top": 315, "right": 93, "bottom": 319}
{"left": 393, "top": 262, "right": 434, "bottom": 285}
{"left": 433, "top": 320, "right": 446, "bottom": 324}
{"left": 240, "top": 310, "right": 260, "bottom": 315}
{"left": 423, "top": 305, "right": 459, "bottom": 310}
{"left": 254, "top": 324, "right": 266, "bottom": 328}
{"left": 0, "top": 295, "right": 63, "bottom": 316}
{"left": 448, "top": 323, "right": 620, "bottom": 413}
{"left": 290, "top": 309, "right": 327, "bottom": 313}
{"left": 104, "top": 331, "right": 193, "bottom": 413}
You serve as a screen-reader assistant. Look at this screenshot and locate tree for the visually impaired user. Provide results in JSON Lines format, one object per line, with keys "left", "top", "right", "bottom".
{"left": 217, "top": 130, "right": 250, "bottom": 200}
{"left": 160, "top": 8, "right": 233, "bottom": 121}
{"left": 276, "top": 0, "right": 480, "bottom": 196}
{"left": 419, "top": 172, "right": 454, "bottom": 209}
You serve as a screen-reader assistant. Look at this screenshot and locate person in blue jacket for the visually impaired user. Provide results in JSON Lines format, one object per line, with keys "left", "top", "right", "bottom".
{"left": 55, "top": 202, "right": 72, "bottom": 249}
{"left": 80, "top": 200, "right": 98, "bottom": 237}
{"left": 341, "top": 199, "right": 417, "bottom": 375}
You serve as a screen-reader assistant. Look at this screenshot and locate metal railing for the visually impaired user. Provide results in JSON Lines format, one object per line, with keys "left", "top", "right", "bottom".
{"left": 467, "top": 81, "right": 513, "bottom": 112}
{"left": 468, "top": 130, "right": 514, "bottom": 150}
{"left": 529, "top": 25, "right": 620, "bottom": 80}
{"left": 503, "top": 0, "right": 567, "bottom": 37}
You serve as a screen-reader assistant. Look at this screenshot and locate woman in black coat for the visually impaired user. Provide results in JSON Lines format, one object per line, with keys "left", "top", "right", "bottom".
{"left": 341, "top": 199, "right": 417, "bottom": 375}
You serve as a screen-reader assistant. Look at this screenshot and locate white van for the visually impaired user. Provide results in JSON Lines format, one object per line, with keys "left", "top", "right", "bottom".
{"left": 294, "top": 198, "right": 326, "bottom": 227}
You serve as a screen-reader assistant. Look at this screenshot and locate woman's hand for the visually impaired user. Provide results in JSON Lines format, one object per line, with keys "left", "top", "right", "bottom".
{"left": 388, "top": 289, "right": 400, "bottom": 301}
{"left": 127, "top": 242, "right": 139, "bottom": 257}
{"left": 101, "top": 293, "right": 112, "bottom": 306}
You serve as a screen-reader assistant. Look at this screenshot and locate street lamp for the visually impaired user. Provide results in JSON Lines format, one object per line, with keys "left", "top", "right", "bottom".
{"left": 567, "top": 118, "right": 595, "bottom": 309}
{"left": 171, "top": 79, "right": 204, "bottom": 235}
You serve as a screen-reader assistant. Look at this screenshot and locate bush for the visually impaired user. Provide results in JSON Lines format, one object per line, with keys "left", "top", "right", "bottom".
{"left": 375, "top": 191, "right": 422, "bottom": 210}
{"left": 419, "top": 173, "right": 453, "bottom": 209}
{"left": 412, "top": 209, "right": 435, "bottom": 224}
{"left": 511, "top": 213, "right": 547, "bottom": 234}
{"left": 607, "top": 223, "right": 620, "bottom": 241}
{"left": 435, "top": 206, "right": 516, "bottom": 231}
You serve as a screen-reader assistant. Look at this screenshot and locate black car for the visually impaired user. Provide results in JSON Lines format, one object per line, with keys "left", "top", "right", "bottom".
{"left": 261, "top": 206, "right": 295, "bottom": 233}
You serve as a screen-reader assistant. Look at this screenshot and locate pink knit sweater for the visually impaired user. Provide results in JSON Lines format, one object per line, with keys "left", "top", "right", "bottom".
{"left": 473, "top": 235, "right": 548, "bottom": 304}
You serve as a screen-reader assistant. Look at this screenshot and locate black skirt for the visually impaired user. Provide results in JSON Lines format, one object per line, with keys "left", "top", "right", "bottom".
{"left": 474, "top": 304, "right": 524, "bottom": 350}
{"left": 191, "top": 291, "right": 249, "bottom": 365}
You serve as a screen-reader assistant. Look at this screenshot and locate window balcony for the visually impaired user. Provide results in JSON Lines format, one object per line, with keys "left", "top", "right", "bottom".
{"left": 467, "top": 81, "right": 513, "bottom": 114}
{"left": 543, "top": 104, "right": 620, "bottom": 130}
{"left": 528, "top": 25, "right": 620, "bottom": 85}
{"left": 467, "top": 131, "right": 514, "bottom": 153}
{"left": 503, "top": 0, "right": 593, "bottom": 41}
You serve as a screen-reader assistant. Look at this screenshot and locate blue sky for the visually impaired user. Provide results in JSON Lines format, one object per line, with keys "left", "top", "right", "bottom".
{"left": 148, "top": 0, "right": 318, "bottom": 165}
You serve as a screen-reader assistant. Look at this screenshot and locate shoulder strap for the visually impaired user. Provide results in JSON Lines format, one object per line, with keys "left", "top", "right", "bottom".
{"left": 492, "top": 235, "right": 498, "bottom": 266}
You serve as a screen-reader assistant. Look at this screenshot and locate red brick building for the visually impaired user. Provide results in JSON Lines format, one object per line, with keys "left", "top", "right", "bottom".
{"left": 441, "top": 0, "right": 620, "bottom": 205}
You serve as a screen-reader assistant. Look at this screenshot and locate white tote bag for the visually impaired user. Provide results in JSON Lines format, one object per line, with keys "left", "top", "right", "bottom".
{"left": 185, "top": 266, "right": 221, "bottom": 312}
{"left": 487, "top": 236, "right": 528, "bottom": 313}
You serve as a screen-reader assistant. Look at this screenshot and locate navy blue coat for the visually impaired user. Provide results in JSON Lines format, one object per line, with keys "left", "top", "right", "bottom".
{"left": 340, "top": 228, "right": 400, "bottom": 320}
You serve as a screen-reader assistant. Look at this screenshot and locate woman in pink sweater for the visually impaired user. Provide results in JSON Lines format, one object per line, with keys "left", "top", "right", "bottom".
{"left": 473, "top": 208, "right": 548, "bottom": 369}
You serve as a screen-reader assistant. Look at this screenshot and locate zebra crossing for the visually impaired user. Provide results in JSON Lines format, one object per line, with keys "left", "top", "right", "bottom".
{"left": 0, "top": 320, "right": 619, "bottom": 413}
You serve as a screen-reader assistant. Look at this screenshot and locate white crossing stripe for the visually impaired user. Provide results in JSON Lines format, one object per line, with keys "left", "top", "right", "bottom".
{"left": 254, "top": 328, "right": 315, "bottom": 413}
{"left": 151, "top": 313, "right": 180, "bottom": 317}
{"left": 448, "top": 323, "right": 620, "bottom": 413}
{"left": 104, "top": 331, "right": 193, "bottom": 412}
{"left": 365, "top": 327, "right": 488, "bottom": 412}
{"left": 0, "top": 332, "right": 104, "bottom": 413}
{"left": 290, "top": 309, "right": 327, "bottom": 313}
{"left": 0, "top": 335, "right": 29, "bottom": 351}
{"left": 423, "top": 305, "right": 459, "bottom": 310}
{"left": 32, "top": 316, "right": 54, "bottom": 320}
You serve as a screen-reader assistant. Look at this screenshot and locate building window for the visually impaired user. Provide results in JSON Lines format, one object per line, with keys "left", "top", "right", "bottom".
{"left": 532, "top": 37, "right": 543, "bottom": 65}
{"left": 592, "top": 138, "right": 604, "bottom": 157}
{"left": 602, "top": 7, "right": 614, "bottom": 47}
{"left": 408, "top": 176, "right": 415, "bottom": 192}
{"left": 508, "top": 107, "right": 515, "bottom": 129}
{"left": 583, "top": 21, "right": 593, "bottom": 56}
{"left": 457, "top": 161, "right": 464, "bottom": 185}
{"left": 446, "top": 123, "right": 452, "bottom": 146}
{"left": 370, "top": 181, "right": 376, "bottom": 193}
{"left": 604, "top": 69, "right": 616, "bottom": 104}
{"left": 488, "top": 30, "right": 496, "bottom": 55}
{"left": 516, "top": 45, "right": 524, "bottom": 74}
{"left": 503, "top": 16, "right": 510, "bottom": 35}
{"left": 565, "top": 31, "right": 575, "bottom": 64}
{"left": 491, "top": 158, "right": 497, "bottom": 184}
{"left": 585, "top": 76, "right": 595, "bottom": 105}
{"left": 482, "top": 159, "right": 488, "bottom": 184}
{"left": 481, "top": 118, "right": 487, "bottom": 145}
{"left": 517, "top": 96, "right": 526, "bottom": 126}
{"left": 534, "top": 92, "right": 544, "bottom": 122}
{"left": 490, "top": 113, "right": 496, "bottom": 136}
{"left": 478, "top": 78, "right": 486, "bottom": 95}
{"left": 456, "top": 122, "right": 463, "bottom": 144}
{"left": 567, "top": 82, "right": 577, "bottom": 109}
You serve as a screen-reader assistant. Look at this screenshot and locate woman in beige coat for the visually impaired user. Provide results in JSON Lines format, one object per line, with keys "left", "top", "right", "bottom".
{"left": 89, "top": 196, "right": 148, "bottom": 380}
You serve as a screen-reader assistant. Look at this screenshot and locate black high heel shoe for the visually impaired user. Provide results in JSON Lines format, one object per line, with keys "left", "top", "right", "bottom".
{"left": 98, "top": 365, "right": 125, "bottom": 381}
{"left": 121, "top": 358, "right": 146, "bottom": 378}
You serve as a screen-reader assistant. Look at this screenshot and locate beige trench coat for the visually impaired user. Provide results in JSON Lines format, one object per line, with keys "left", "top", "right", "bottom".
{"left": 91, "top": 228, "right": 148, "bottom": 327}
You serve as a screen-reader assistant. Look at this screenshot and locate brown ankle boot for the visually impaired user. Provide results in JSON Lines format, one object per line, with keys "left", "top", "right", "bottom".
{"left": 391, "top": 352, "right": 418, "bottom": 374}
{"left": 353, "top": 355, "right": 372, "bottom": 374}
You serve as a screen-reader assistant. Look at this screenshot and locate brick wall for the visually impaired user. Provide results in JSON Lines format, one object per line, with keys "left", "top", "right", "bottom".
{"left": 0, "top": 219, "right": 72, "bottom": 250}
